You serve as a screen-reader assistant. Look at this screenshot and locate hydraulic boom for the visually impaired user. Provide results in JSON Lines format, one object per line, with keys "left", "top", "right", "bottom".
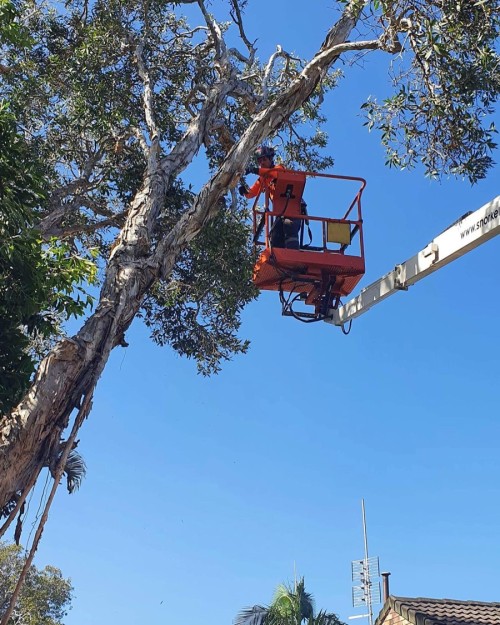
{"left": 327, "top": 196, "right": 500, "bottom": 327}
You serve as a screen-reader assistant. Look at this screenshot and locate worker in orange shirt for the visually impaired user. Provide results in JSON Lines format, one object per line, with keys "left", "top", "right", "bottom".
{"left": 239, "top": 145, "right": 301, "bottom": 249}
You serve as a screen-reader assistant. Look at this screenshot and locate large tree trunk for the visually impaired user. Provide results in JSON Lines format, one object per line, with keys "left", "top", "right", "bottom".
{"left": 0, "top": 174, "right": 164, "bottom": 507}
{"left": 0, "top": 0, "right": 371, "bottom": 511}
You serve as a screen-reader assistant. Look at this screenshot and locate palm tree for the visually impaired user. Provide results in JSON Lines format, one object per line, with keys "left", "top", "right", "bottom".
{"left": 235, "top": 578, "right": 344, "bottom": 625}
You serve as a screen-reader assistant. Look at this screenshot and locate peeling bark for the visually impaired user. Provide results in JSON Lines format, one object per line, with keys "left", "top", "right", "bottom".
{"left": 0, "top": 0, "right": 369, "bottom": 511}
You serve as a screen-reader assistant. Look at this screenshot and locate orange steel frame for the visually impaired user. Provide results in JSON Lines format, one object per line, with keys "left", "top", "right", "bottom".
{"left": 251, "top": 170, "right": 367, "bottom": 319}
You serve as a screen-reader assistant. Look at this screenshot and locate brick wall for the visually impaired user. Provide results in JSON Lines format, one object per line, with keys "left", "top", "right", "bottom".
{"left": 380, "top": 607, "right": 413, "bottom": 625}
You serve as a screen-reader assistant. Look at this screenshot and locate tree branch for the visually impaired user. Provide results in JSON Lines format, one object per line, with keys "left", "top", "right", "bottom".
{"left": 0, "top": 0, "right": 372, "bottom": 516}
{"left": 197, "top": 0, "right": 226, "bottom": 62}
{"left": 43, "top": 213, "right": 127, "bottom": 239}
{"left": 38, "top": 148, "right": 106, "bottom": 236}
{"left": 153, "top": 0, "right": 371, "bottom": 277}
{"left": 133, "top": 39, "right": 160, "bottom": 146}
{"left": 229, "top": 0, "right": 256, "bottom": 64}
{"left": 260, "top": 46, "right": 296, "bottom": 106}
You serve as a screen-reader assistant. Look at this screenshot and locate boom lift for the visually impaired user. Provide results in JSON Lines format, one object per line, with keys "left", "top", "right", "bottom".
{"left": 251, "top": 168, "right": 367, "bottom": 321}
{"left": 326, "top": 195, "right": 500, "bottom": 329}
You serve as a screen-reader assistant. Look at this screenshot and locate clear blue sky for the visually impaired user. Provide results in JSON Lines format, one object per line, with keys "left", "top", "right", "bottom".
{"left": 10, "top": 2, "right": 500, "bottom": 624}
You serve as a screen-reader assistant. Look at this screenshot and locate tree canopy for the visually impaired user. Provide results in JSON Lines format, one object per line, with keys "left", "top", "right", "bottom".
{"left": 0, "top": 0, "right": 498, "bottom": 520}
{"left": 0, "top": 542, "right": 73, "bottom": 625}
{"left": 0, "top": 102, "right": 96, "bottom": 414}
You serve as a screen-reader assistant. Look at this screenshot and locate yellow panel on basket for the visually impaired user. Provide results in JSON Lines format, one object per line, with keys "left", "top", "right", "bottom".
{"left": 327, "top": 222, "right": 351, "bottom": 245}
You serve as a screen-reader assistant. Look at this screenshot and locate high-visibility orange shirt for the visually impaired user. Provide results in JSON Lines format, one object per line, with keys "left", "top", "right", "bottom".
{"left": 244, "top": 164, "right": 286, "bottom": 201}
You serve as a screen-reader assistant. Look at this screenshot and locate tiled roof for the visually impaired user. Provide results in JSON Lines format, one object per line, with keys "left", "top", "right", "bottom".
{"left": 377, "top": 596, "right": 500, "bottom": 625}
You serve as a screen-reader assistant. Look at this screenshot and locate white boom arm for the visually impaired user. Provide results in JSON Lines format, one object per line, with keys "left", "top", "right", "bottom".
{"left": 327, "top": 196, "right": 500, "bottom": 327}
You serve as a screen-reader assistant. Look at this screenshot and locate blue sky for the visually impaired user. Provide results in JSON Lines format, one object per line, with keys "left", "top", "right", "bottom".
{"left": 8, "top": 2, "right": 500, "bottom": 625}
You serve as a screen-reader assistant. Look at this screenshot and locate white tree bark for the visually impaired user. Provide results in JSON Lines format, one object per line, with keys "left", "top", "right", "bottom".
{"left": 0, "top": 0, "right": 376, "bottom": 511}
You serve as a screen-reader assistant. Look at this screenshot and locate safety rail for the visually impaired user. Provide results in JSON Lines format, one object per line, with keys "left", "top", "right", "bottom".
{"left": 250, "top": 170, "right": 366, "bottom": 320}
{"left": 251, "top": 170, "right": 366, "bottom": 256}
{"left": 253, "top": 211, "right": 363, "bottom": 254}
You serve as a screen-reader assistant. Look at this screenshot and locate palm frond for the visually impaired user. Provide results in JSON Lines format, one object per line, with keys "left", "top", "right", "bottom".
{"left": 265, "top": 605, "right": 294, "bottom": 625}
{"left": 0, "top": 493, "right": 19, "bottom": 519}
{"left": 236, "top": 578, "right": 340, "bottom": 625}
{"left": 273, "top": 584, "right": 296, "bottom": 617}
{"left": 63, "top": 450, "right": 87, "bottom": 493}
{"left": 234, "top": 605, "right": 270, "bottom": 625}
{"left": 272, "top": 578, "right": 314, "bottom": 622}
{"left": 297, "top": 578, "right": 314, "bottom": 620}
{"left": 314, "top": 611, "right": 344, "bottom": 625}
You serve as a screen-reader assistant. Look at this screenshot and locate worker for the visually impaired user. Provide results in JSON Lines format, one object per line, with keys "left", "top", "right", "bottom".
{"left": 239, "top": 145, "right": 301, "bottom": 249}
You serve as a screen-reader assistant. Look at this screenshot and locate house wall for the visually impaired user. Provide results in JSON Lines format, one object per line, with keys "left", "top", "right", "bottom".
{"left": 382, "top": 607, "right": 413, "bottom": 625}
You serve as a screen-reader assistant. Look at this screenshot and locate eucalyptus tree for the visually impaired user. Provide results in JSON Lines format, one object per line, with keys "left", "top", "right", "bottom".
{"left": 0, "top": 542, "right": 73, "bottom": 625}
{"left": 235, "top": 578, "right": 343, "bottom": 625}
{"left": 0, "top": 0, "right": 498, "bottom": 515}
{"left": 0, "top": 102, "right": 96, "bottom": 416}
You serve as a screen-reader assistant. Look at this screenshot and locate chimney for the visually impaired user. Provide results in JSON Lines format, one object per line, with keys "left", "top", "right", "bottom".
{"left": 381, "top": 572, "right": 391, "bottom": 602}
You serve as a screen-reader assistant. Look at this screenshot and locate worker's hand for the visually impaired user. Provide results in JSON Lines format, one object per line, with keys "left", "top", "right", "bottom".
{"left": 238, "top": 182, "right": 249, "bottom": 196}
{"left": 245, "top": 166, "right": 259, "bottom": 175}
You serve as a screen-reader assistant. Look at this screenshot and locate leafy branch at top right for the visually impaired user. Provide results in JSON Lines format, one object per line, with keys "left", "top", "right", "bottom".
{"left": 361, "top": 0, "right": 499, "bottom": 183}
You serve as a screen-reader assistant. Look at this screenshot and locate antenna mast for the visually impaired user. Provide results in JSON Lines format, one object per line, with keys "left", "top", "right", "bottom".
{"left": 350, "top": 499, "right": 381, "bottom": 625}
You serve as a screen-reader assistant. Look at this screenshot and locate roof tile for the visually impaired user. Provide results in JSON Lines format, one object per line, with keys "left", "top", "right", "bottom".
{"left": 377, "top": 596, "right": 500, "bottom": 625}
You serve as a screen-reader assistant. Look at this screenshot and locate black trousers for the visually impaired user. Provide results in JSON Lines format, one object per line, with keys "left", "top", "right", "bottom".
{"left": 270, "top": 217, "right": 301, "bottom": 249}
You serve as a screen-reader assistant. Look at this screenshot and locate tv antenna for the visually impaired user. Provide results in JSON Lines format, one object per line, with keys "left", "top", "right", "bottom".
{"left": 349, "top": 499, "right": 381, "bottom": 625}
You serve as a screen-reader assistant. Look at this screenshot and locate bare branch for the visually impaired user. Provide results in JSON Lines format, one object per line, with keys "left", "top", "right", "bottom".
{"left": 197, "top": 0, "right": 226, "bottom": 62}
{"left": 229, "top": 0, "right": 256, "bottom": 63}
{"left": 261, "top": 46, "right": 287, "bottom": 104}
{"left": 228, "top": 47, "right": 252, "bottom": 64}
{"left": 39, "top": 160, "right": 104, "bottom": 238}
{"left": 164, "top": 25, "right": 209, "bottom": 49}
{"left": 132, "top": 39, "right": 159, "bottom": 145}
{"left": 260, "top": 46, "right": 302, "bottom": 107}
{"left": 132, "top": 126, "right": 150, "bottom": 156}
{"left": 333, "top": 38, "right": 385, "bottom": 54}
{"left": 46, "top": 213, "right": 128, "bottom": 239}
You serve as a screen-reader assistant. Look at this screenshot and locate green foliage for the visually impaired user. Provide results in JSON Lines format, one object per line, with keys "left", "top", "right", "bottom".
{"left": 0, "top": 103, "right": 97, "bottom": 414}
{"left": 0, "top": 542, "right": 72, "bottom": 625}
{"left": 235, "top": 578, "right": 344, "bottom": 625}
{"left": 279, "top": 71, "right": 341, "bottom": 172}
{"left": 0, "top": 0, "right": 31, "bottom": 47}
{"left": 142, "top": 201, "right": 258, "bottom": 375}
{"left": 272, "top": 581, "right": 315, "bottom": 623}
{"left": 362, "top": 0, "right": 500, "bottom": 182}
{"left": 1, "top": 0, "right": 498, "bottom": 385}
{"left": 0, "top": 0, "right": 334, "bottom": 376}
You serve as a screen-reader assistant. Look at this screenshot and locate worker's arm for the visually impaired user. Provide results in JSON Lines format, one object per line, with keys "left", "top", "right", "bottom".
{"left": 244, "top": 177, "right": 262, "bottom": 199}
